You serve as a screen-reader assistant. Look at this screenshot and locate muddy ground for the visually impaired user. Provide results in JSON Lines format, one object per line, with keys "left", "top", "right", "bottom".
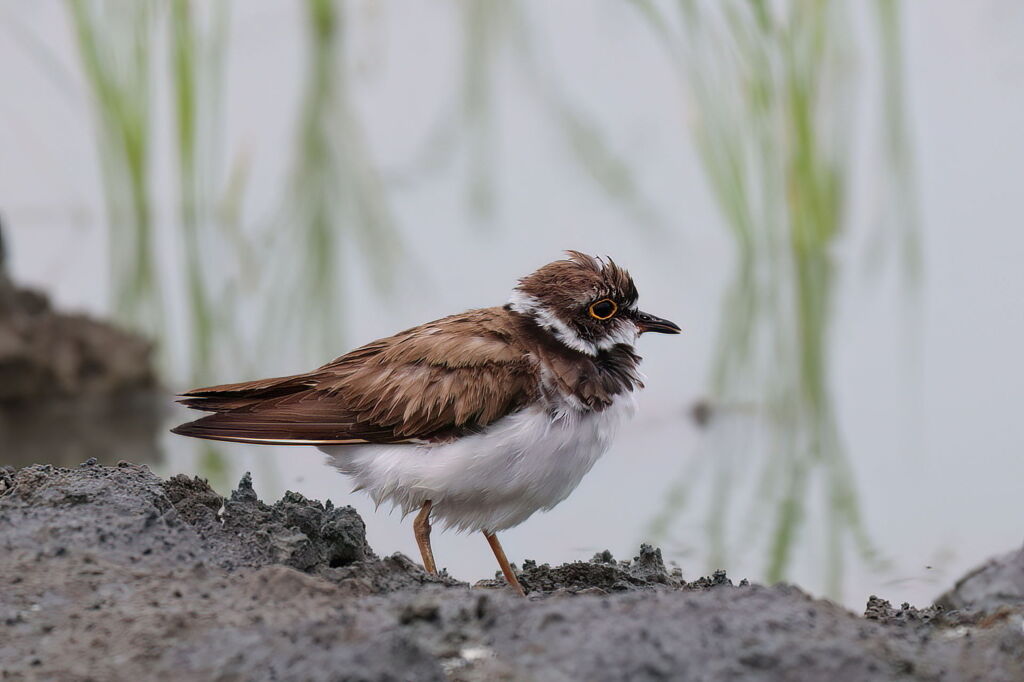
{"left": 1, "top": 463, "right": 1022, "bottom": 681}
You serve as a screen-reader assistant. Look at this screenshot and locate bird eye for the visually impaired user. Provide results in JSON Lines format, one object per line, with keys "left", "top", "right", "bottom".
{"left": 588, "top": 298, "right": 617, "bottom": 320}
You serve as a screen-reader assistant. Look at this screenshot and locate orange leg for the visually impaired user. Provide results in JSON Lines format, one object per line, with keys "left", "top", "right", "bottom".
{"left": 413, "top": 501, "right": 437, "bottom": 574}
{"left": 484, "top": 531, "right": 526, "bottom": 597}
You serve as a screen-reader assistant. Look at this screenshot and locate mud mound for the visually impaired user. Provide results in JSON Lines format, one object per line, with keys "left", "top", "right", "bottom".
{"left": 0, "top": 272, "right": 156, "bottom": 405}
{"left": 2, "top": 462, "right": 1024, "bottom": 681}
{"left": 0, "top": 267, "right": 160, "bottom": 468}
{"left": 938, "top": 545, "right": 1024, "bottom": 613}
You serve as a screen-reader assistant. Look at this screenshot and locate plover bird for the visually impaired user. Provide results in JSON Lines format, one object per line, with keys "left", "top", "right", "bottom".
{"left": 173, "top": 251, "right": 680, "bottom": 595}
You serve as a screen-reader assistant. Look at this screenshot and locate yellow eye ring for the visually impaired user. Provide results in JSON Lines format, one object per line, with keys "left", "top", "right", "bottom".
{"left": 588, "top": 298, "right": 618, "bottom": 320}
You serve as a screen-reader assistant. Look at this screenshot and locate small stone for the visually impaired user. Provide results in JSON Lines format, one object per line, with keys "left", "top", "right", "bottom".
{"left": 231, "top": 472, "right": 258, "bottom": 502}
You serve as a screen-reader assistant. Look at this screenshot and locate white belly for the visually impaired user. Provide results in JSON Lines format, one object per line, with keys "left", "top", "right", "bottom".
{"left": 320, "top": 392, "right": 637, "bottom": 533}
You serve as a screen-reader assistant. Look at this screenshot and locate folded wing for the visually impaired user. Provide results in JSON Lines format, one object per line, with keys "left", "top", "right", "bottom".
{"left": 171, "top": 309, "right": 539, "bottom": 446}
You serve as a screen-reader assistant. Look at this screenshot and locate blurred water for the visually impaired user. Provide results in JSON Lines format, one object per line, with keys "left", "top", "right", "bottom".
{"left": 2, "top": 1, "right": 1023, "bottom": 609}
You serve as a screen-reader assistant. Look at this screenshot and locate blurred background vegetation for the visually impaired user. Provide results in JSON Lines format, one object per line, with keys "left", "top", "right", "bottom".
{"left": 639, "top": 0, "right": 909, "bottom": 595}
{"left": 66, "top": 0, "right": 668, "bottom": 384}
{"left": 3, "top": 0, "right": 1023, "bottom": 607}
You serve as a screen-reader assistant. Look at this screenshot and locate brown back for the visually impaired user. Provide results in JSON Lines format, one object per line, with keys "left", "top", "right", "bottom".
{"left": 172, "top": 306, "right": 642, "bottom": 446}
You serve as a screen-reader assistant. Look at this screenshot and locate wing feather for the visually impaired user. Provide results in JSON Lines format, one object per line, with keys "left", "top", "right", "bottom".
{"left": 172, "top": 308, "right": 539, "bottom": 446}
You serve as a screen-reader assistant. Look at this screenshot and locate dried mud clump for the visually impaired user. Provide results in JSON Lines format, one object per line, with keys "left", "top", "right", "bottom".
{"left": 164, "top": 472, "right": 372, "bottom": 571}
{"left": 476, "top": 545, "right": 746, "bottom": 597}
{"left": 864, "top": 595, "right": 945, "bottom": 625}
{"left": 162, "top": 470, "right": 461, "bottom": 594}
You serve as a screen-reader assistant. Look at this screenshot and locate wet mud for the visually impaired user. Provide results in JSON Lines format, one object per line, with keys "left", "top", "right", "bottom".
{"left": 2, "top": 463, "right": 1023, "bottom": 681}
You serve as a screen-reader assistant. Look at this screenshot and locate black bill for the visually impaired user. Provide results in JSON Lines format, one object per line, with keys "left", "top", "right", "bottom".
{"left": 635, "top": 311, "right": 681, "bottom": 334}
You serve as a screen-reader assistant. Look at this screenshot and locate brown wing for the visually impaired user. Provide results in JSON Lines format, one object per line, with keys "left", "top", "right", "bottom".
{"left": 171, "top": 308, "right": 539, "bottom": 446}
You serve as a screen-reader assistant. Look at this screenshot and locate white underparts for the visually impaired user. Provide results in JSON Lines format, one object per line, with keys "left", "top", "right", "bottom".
{"left": 506, "top": 290, "right": 638, "bottom": 356}
{"left": 321, "top": 392, "right": 638, "bottom": 533}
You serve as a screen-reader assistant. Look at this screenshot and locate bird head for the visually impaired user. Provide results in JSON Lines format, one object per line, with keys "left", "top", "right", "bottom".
{"left": 508, "top": 250, "right": 680, "bottom": 356}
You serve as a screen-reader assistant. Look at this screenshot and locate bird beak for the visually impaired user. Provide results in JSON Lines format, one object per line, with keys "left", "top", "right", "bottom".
{"left": 635, "top": 311, "right": 681, "bottom": 335}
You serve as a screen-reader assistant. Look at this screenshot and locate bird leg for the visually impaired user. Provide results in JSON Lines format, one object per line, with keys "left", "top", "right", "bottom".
{"left": 484, "top": 531, "right": 526, "bottom": 597}
{"left": 413, "top": 501, "right": 437, "bottom": 574}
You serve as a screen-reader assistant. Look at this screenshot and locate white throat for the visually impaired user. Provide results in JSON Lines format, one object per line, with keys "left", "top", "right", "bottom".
{"left": 507, "top": 289, "right": 638, "bottom": 356}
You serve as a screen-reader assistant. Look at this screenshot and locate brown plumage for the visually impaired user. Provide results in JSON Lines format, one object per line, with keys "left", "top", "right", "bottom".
{"left": 172, "top": 304, "right": 643, "bottom": 446}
